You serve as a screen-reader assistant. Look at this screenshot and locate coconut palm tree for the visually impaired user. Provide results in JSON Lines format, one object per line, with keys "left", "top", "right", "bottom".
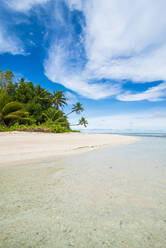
{"left": 34, "top": 84, "right": 52, "bottom": 109}
{"left": 66, "top": 102, "right": 84, "bottom": 116}
{"left": 0, "top": 94, "right": 32, "bottom": 126}
{"left": 78, "top": 117, "right": 88, "bottom": 127}
{"left": 52, "top": 90, "right": 67, "bottom": 110}
{"left": 70, "top": 117, "right": 88, "bottom": 127}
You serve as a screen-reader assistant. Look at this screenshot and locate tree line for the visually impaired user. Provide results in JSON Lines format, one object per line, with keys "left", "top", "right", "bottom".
{"left": 0, "top": 69, "right": 88, "bottom": 132}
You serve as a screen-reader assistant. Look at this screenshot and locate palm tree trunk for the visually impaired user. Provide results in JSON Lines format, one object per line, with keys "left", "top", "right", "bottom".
{"left": 66, "top": 110, "right": 74, "bottom": 116}
{"left": 70, "top": 123, "right": 79, "bottom": 126}
{"left": 0, "top": 113, "right": 6, "bottom": 126}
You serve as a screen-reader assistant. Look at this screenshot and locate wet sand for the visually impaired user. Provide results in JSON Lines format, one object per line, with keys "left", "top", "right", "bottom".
{"left": 0, "top": 136, "right": 166, "bottom": 247}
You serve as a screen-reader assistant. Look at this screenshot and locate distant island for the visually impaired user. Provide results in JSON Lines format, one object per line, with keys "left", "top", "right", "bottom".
{"left": 0, "top": 69, "right": 88, "bottom": 133}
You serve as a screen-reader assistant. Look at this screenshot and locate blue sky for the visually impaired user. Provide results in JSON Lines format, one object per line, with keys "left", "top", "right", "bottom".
{"left": 1, "top": 0, "right": 166, "bottom": 131}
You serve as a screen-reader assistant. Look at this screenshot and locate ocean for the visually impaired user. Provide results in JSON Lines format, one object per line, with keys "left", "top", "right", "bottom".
{"left": 81, "top": 129, "right": 166, "bottom": 138}
{"left": 49, "top": 135, "right": 166, "bottom": 247}
{"left": 1, "top": 133, "right": 166, "bottom": 247}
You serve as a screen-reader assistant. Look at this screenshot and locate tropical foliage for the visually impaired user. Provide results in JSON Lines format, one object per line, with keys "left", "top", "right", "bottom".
{"left": 0, "top": 69, "right": 88, "bottom": 132}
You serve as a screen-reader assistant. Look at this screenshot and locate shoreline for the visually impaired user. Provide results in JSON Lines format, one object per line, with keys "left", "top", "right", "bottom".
{"left": 0, "top": 131, "right": 139, "bottom": 167}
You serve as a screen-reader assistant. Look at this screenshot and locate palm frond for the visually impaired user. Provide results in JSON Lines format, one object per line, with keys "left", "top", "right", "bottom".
{"left": 2, "top": 101, "right": 23, "bottom": 115}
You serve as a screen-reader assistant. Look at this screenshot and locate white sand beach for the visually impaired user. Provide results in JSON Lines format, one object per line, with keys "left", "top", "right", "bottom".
{"left": 0, "top": 131, "right": 138, "bottom": 166}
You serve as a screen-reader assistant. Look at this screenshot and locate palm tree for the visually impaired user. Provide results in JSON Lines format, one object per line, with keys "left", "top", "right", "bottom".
{"left": 0, "top": 70, "right": 14, "bottom": 93}
{"left": 70, "top": 117, "right": 88, "bottom": 128}
{"left": 0, "top": 94, "right": 32, "bottom": 126}
{"left": 52, "top": 90, "right": 67, "bottom": 110}
{"left": 66, "top": 102, "right": 84, "bottom": 116}
{"left": 78, "top": 117, "right": 88, "bottom": 127}
{"left": 35, "top": 84, "right": 52, "bottom": 109}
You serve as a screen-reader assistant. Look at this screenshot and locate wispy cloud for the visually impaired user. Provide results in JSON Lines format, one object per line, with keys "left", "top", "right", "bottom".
{"left": 117, "top": 82, "right": 166, "bottom": 102}
{"left": 0, "top": 0, "right": 49, "bottom": 55}
{"left": 65, "top": 0, "right": 82, "bottom": 10}
{"left": 44, "top": 0, "right": 166, "bottom": 101}
{"left": 5, "top": 0, "right": 49, "bottom": 12}
{"left": 0, "top": 25, "right": 24, "bottom": 55}
{"left": 44, "top": 38, "right": 121, "bottom": 99}
{"left": 1, "top": 0, "right": 166, "bottom": 101}
{"left": 83, "top": 0, "right": 166, "bottom": 82}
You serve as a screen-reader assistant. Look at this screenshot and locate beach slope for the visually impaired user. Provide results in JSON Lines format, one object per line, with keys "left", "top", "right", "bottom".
{"left": 0, "top": 131, "right": 138, "bottom": 166}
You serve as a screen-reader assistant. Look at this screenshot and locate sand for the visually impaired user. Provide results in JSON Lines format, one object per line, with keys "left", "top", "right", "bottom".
{"left": 0, "top": 131, "right": 138, "bottom": 166}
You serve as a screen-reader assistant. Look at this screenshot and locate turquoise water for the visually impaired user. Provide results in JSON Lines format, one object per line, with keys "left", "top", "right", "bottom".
{"left": 63, "top": 136, "right": 166, "bottom": 182}
{"left": 81, "top": 129, "right": 166, "bottom": 138}
{"left": 55, "top": 136, "right": 166, "bottom": 247}
{"left": 1, "top": 136, "right": 166, "bottom": 248}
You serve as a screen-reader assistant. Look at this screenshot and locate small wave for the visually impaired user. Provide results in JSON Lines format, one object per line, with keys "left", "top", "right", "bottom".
{"left": 120, "top": 133, "right": 166, "bottom": 138}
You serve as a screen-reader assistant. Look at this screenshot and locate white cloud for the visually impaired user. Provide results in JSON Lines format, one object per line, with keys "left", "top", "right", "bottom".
{"left": 84, "top": 0, "right": 166, "bottom": 83}
{"left": 5, "top": 0, "right": 49, "bottom": 12}
{"left": 0, "top": 25, "right": 24, "bottom": 55}
{"left": 45, "top": 0, "right": 166, "bottom": 101}
{"left": 117, "top": 82, "right": 166, "bottom": 102}
{"left": 44, "top": 43, "right": 121, "bottom": 99}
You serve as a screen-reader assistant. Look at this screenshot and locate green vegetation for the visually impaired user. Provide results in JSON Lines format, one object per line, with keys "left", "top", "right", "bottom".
{"left": 0, "top": 69, "right": 88, "bottom": 133}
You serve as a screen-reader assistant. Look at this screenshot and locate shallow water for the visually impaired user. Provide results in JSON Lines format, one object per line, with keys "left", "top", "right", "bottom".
{"left": 0, "top": 137, "right": 166, "bottom": 248}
